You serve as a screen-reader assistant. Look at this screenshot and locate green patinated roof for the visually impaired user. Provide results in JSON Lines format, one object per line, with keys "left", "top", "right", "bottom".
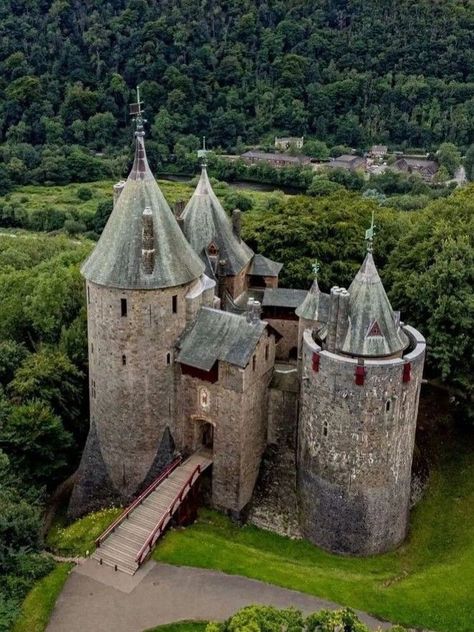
{"left": 295, "top": 278, "right": 330, "bottom": 321}
{"left": 249, "top": 254, "right": 283, "bottom": 277}
{"left": 81, "top": 132, "right": 204, "bottom": 289}
{"left": 177, "top": 307, "right": 266, "bottom": 370}
{"left": 342, "top": 253, "right": 409, "bottom": 357}
{"left": 180, "top": 167, "right": 254, "bottom": 276}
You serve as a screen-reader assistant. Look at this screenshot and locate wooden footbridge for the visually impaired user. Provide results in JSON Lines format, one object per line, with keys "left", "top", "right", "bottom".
{"left": 93, "top": 450, "right": 213, "bottom": 574}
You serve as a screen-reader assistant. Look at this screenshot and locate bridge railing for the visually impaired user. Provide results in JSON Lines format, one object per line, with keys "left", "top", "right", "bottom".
{"left": 95, "top": 455, "right": 182, "bottom": 548}
{"left": 135, "top": 463, "right": 202, "bottom": 566}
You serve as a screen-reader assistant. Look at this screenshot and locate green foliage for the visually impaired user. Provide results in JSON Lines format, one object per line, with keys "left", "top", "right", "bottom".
{"left": 0, "top": 401, "right": 73, "bottom": 487}
{"left": 437, "top": 143, "right": 461, "bottom": 177}
{"left": 12, "top": 563, "right": 72, "bottom": 632}
{"left": 46, "top": 507, "right": 122, "bottom": 557}
{"left": 385, "top": 187, "right": 474, "bottom": 409}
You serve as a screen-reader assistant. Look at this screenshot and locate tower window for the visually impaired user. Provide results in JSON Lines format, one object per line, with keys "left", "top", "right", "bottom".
{"left": 265, "top": 344, "right": 269, "bottom": 361}
{"left": 252, "top": 356, "right": 256, "bottom": 371}
{"left": 91, "top": 343, "right": 94, "bottom": 354}
{"left": 386, "top": 400, "right": 391, "bottom": 413}
{"left": 87, "top": 286, "right": 90, "bottom": 304}
{"left": 323, "top": 421, "right": 328, "bottom": 437}
{"left": 172, "top": 295, "right": 178, "bottom": 314}
{"left": 121, "top": 298, "right": 127, "bottom": 317}
{"left": 166, "top": 352, "right": 171, "bottom": 365}
{"left": 122, "top": 354, "right": 127, "bottom": 366}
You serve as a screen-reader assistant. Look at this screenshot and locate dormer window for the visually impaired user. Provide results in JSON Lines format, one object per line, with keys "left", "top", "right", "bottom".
{"left": 208, "top": 241, "right": 219, "bottom": 257}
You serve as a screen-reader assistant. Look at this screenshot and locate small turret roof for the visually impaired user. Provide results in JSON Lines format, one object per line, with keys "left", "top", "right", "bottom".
{"left": 180, "top": 166, "right": 254, "bottom": 276}
{"left": 81, "top": 132, "right": 204, "bottom": 289}
{"left": 296, "top": 278, "right": 325, "bottom": 320}
{"left": 341, "top": 252, "right": 408, "bottom": 357}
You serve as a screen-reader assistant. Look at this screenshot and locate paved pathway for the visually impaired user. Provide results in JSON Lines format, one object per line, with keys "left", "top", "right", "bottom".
{"left": 47, "top": 560, "right": 391, "bottom": 632}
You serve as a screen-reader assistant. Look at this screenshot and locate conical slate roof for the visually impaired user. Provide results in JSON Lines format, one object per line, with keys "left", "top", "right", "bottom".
{"left": 81, "top": 132, "right": 204, "bottom": 289}
{"left": 296, "top": 278, "right": 322, "bottom": 320}
{"left": 342, "top": 253, "right": 409, "bottom": 357}
{"left": 180, "top": 166, "right": 254, "bottom": 276}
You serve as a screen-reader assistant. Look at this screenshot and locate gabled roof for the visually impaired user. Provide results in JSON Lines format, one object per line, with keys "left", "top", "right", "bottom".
{"left": 249, "top": 254, "right": 283, "bottom": 278}
{"left": 295, "top": 279, "right": 330, "bottom": 321}
{"left": 81, "top": 132, "right": 204, "bottom": 289}
{"left": 177, "top": 307, "right": 266, "bottom": 371}
{"left": 341, "top": 253, "right": 409, "bottom": 357}
{"left": 180, "top": 167, "right": 254, "bottom": 276}
{"left": 262, "top": 288, "right": 307, "bottom": 309}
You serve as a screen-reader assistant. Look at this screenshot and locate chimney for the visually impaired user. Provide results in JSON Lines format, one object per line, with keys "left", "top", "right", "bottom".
{"left": 174, "top": 199, "right": 186, "bottom": 218}
{"left": 141, "top": 207, "right": 155, "bottom": 274}
{"left": 326, "top": 286, "right": 341, "bottom": 352}
{"left": 335, "top": 288, "right": 350, "bottom": 351}
{"left": 113, "top": 181, "right": 126, "bottom": 208}
{"left": 217, "top": 258, "right": 227, "bottom": 301}
{"left": 246, "top": 298, "right": 262, "bottom": 324}
{"left": 232, "top": 209, "right": 242, "bottom": 241}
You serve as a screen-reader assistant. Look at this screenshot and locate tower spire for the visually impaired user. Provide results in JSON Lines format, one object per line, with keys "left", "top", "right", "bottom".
{"left": 197, "top": 136, "right": 208, "bottom": 167}
{"left": 130, "top": 85, "right": 147, "bottom": 136}
{"left": 365, "top": 210, "right": 376, "bottom": 253}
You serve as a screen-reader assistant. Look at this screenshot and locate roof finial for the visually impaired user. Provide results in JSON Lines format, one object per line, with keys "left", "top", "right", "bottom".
{"left": 197, "top": 136, "right": 208, "bottom": 167}
{"left": 312, "top": 259, "right": 320, "bottom": 279}
{"left": 365, "top": 210, "right": 376, "bottom": 253}
{"left": 130, "top": 85, "right": 147, "bottom": 136}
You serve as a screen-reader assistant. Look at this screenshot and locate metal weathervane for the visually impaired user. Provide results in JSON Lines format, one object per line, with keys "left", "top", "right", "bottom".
{"left": 197, "top": 136, "right": 208, "bottom": 166}
{"left": 312, "top": 259, "right": 320, "bottom": 278}
{"left": 365, "top": 210, "right": 376, "bottom": 253}
{"left": 129, "top": 86, "right": 147, "bottom": 133}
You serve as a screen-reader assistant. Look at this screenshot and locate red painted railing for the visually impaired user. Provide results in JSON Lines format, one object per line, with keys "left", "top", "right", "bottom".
{"left": 135, "top": 463, "right": 202, "bottom": 566}
{"left": 95, "top": 456, "right": 182, "bottom": 548}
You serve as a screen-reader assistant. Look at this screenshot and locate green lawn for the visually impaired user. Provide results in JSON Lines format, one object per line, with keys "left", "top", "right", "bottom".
{"left": 143, "top": 622, "right": 208, "bottom": 632}
{"left": 153, "top": 430, "right": 474, "bottom": 632}
{"left": 46, "top": 507, "right": 122, "bottom": 557}
{"left": 12, "top": 563, "right": 73, "bottom": 632}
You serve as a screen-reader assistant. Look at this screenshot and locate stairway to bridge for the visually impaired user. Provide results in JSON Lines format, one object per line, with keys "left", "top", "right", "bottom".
{"left": 93, "top": 450, "right": 213, "bottom": 575}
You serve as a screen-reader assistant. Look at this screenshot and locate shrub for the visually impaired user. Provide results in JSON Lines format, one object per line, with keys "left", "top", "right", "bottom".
{"left": 77, "top": 187, "right": 93, "bottom": 201}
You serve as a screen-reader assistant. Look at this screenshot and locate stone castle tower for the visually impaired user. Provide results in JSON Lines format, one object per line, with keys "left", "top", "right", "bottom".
{"left": 69, "top": 120, "right": 206, "bottom": 517}
{"left": 296, "top": 251, "right": 425, "bottom": 555}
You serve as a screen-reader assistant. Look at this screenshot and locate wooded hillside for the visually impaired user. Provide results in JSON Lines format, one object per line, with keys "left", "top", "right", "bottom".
{"left": 1, "top": 0, "right": 474, "bottom": 158}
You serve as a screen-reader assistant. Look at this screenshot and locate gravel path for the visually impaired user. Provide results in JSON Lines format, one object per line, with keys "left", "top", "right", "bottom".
{"left": 46, "top": 560, "right": 392, "bottom": 632}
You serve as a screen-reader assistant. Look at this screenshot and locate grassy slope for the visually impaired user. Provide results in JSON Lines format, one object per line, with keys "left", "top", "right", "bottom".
{"left": 12, "top": 564, "right": 73, "bottom": 632}
{"left": 152, "top": 430, "right": 474, "bottom": 632}
{"left": 1, "top": 178, "right": 275, "bottom": 221}
{"left": 46, "top": 507, "right": 122, "bottom": 557}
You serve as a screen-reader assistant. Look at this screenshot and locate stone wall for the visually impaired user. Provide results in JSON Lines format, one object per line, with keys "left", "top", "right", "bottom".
{"left": 265, "top": 317, "right": 299, "bottom": 361}
{"left": 69, "top": 279, "right": 194, "bottom": 517}
{"left": 177, "top": 328, "right": 275, "bottom": 515}
{"left": 297, "top": 326, "right": 425, "bottom": 555}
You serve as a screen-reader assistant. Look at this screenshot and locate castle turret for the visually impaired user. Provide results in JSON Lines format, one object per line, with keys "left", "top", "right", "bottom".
{"left": 297, "top": 236, "right": 425, "bottom": 555}
{"left": 69, "top": 103, "right": 205, "bottom": 518}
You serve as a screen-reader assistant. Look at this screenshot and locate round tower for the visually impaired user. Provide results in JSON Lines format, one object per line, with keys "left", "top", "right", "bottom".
{"left": 69, "top": 115, "right": 205, "bottom": 518}
{"left": 297, "top": 249, "right": 426, "bottom": 555}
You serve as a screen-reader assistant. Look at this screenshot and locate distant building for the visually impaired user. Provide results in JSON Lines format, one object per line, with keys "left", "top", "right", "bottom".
{"left": 275, "top": 136, "right": 304, "bottom": 151}
{"left": 327, "top": 155, "right": 366, "bottom": 172}
{"left": 369, "top": 145, "right": 388, "bottom": 159}
{"left": 393, "top": 158, "right": 438, "bottom": 181}
{"left": 241, "top": 151, "right": 311, "bottom": 168}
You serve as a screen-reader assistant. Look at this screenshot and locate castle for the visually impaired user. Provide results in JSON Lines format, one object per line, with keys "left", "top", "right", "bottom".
{"left": 69, "top": 117, "right": 426, "bottom": 556}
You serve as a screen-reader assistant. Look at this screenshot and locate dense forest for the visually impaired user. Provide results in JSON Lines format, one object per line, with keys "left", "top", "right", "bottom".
{"left": 1, "top": 0, "right": 474, "bottom": 190}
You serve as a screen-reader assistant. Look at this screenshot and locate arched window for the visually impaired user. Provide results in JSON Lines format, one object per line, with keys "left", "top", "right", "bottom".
{"left": 323, "top": 420, "right": 328, "bottom": 437}
{"left": 166, "top": 352, "right": 171, "bottom": 365}
{"left": 385, "top": 399, "right": 391, "bottom": 413}
{"left": 122, "top": 354, "right": 127, "bottom": 366}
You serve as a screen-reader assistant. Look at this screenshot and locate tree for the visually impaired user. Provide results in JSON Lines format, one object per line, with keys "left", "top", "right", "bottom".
{"left": 437, "top": 142, "right": 461, "bottom": 177}
{"left": 0, "top": 401, "right": 72, "bottom": 486}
